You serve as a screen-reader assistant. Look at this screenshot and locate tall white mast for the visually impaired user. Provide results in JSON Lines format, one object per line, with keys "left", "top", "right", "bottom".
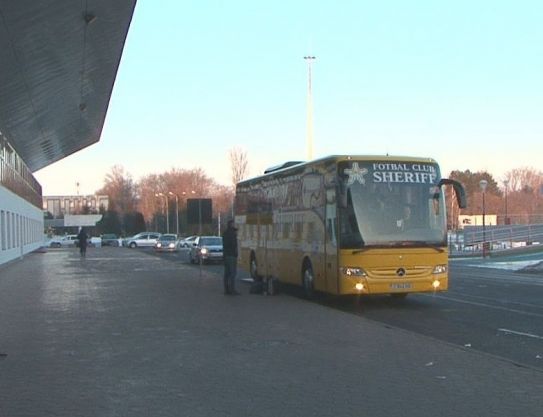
{"left": 304, "top": 55, "right": 316, "bottom": 160}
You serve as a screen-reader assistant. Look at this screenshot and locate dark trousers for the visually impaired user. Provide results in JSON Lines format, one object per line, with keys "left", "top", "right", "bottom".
{"left": 223, "top": 256, "right": 237, "bottom": 293}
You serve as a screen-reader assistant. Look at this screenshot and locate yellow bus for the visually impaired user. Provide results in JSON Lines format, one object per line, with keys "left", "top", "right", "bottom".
{"left": 234, "top": 155, "right": 466, "bottom": 298}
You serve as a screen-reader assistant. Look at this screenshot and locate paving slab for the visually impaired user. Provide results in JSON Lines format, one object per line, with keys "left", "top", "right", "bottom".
{"left": 1, "top": 248, "right": 542, "bottom": 417}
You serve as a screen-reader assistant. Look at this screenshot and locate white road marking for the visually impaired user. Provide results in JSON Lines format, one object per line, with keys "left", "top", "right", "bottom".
{"left": 497, "top": 328, "right": 543, "bottom": 340}
{"left": 419, "top": 293, "right": 543, "bottom": 318}
{"left": 452, "top": 270, "right": 543, "bottom": 286}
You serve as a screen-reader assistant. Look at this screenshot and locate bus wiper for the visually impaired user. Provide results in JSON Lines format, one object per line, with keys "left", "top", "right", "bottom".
{"left": 351, "top": 242, "right": 445, "bottom": 253}
{"left": 351, "top": 244, "right": 392, "bottom": 254}
{"left": 389, "top": 241, "right": 445, "bottom": 252}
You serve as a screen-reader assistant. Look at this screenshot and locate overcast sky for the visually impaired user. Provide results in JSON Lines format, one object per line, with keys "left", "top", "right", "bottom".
{"left": 35, "top": 0, "right": 543, "bottom": 195}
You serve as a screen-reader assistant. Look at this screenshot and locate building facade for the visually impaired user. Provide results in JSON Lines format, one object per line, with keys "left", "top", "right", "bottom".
{"left": 0, "top": 1, "right": 136, "bottom": 266}
{"left": 0, "top": 134, "right": 44, "bottom": 265}
{"left": 43, "top": 194, "right": 109, "bottom": 218}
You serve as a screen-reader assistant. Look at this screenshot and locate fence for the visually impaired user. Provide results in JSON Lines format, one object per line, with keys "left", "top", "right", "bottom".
{"left": 453, "top": 224, "right": 543, "bottom": 254}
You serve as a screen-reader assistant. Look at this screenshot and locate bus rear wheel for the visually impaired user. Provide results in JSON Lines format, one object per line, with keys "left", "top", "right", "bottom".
{"left": 302, "top": 263, "right": 314, "bottom": 299}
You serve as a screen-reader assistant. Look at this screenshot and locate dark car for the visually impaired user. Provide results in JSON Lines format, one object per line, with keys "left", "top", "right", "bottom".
{"left": 101, "top": 233, "right": 120, "bottom": 247}
{"left": 154, "top": 234, "right": 179, "bottom": 252}
{"left": 189, "top": 236, "right": 223, "bottom": 264}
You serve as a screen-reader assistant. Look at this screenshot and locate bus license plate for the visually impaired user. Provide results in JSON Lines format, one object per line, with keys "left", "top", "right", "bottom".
{"left": 390, "top": 283, "right": 411, "bottom": 290}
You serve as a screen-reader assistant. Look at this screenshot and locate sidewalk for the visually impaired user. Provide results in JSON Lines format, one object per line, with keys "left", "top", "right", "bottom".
{"left": 1, "top": 248, "right": 542, "bottom": 417}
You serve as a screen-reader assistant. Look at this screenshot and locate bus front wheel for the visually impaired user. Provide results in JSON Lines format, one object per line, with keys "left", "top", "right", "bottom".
{"left": 302, "top": 263, "right": 314, "bottom": 299}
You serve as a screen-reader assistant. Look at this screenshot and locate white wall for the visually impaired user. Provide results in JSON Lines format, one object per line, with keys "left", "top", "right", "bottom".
{"left": 458, "top": 214, "right": 498, "bottom": 229}
{"left": 0, "top": 185, "right": 44, "bottom": 266}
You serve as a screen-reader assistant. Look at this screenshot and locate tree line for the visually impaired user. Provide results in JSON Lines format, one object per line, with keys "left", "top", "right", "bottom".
{"left": 447, "top": 167, "right": 543, "bottom": 228}
{"left": 93, "top": 155, "right": 543, "bottom": 236}
{"left": 94, "top": 147, "right": 249, "bottom": 237}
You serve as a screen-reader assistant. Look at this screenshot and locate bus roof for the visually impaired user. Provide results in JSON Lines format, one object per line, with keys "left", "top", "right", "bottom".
{"left": 238, "top": 154, "right": 439, "bottom": 186}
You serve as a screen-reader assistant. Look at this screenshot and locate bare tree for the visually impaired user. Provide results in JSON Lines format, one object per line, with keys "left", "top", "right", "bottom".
{"left": 137, "top": 173, "right": 162, "bottom": 228}
{"left": 228, "top": 146, "right": 249, "bottom": 185}
{"left": 503, "top": 167, "right": 543, "bottom": 193}
{"left": 136, "top": 167, "right": 221, "bottom": 230}
{"left": 502, "top": 167, "right": 543, "bottom": 223}
{"left": 97, "top": 165, "right": 138, "bottom": 215}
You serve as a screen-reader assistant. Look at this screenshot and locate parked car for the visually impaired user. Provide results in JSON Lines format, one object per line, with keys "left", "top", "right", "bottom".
{"left": 179, "top": 235, "right": 197, "bottom": 248}
{"left": 101, "top": 233, "right": 120, "bottom": 247}
{"left": 49, "top": 234, "right": 78, "bottom": 248}
{"left": 189, "top": 236, "right": 223, "bottom": 264}
{"left": 88, "top": 236, "right": 102, "bottom": 248}
{"left": 124, "top": 232, "right": 161, "bottom": 248}
{"left": 154, "top": 234, "right": 179, "bottom": 252}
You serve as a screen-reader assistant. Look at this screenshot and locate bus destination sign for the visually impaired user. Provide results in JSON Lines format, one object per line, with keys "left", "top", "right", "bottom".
{"left": 343, "top": 162, "right": 438, "bottom": 185}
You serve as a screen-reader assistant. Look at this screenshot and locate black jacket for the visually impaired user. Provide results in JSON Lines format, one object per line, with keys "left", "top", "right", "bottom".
{"left": 222, "top": 226, "right": 238, "bottom": 257}
{"left": 77, "top": 229, "right": 88, "bottom": 247}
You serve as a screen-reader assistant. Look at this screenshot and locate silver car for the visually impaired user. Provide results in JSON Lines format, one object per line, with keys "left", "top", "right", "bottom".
{"left": 179, "top": 235, "right": 197, "bottom": 248}
{"left": 125, "top": 232, "right": 161, "bottom": 248}
{"left": 189, "top": 236, "right": 223, "bottom": 263}
{"left": 49, "top": 234, "right": 78, "bottom": 248}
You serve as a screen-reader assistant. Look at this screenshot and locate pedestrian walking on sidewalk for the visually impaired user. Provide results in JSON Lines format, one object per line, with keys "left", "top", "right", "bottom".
{"left": 77, "top": 227, "right": 88, "bottom": 258}
{"left": 222, "top": 220, "right": 239, "bottom": 295}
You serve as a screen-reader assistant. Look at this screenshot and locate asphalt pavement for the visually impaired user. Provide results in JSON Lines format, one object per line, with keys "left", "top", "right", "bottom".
{"left": 1, "top": 247, "right": 542, "bottom": 417}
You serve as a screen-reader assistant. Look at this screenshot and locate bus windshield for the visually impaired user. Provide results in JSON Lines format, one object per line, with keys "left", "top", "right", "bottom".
{"left": 338, "top": 161, "right": 447, "bottom": 249}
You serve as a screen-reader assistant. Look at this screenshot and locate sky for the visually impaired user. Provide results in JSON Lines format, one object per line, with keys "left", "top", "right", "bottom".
{"left": 34, "top": 0, "right": 543, "bottom": 196}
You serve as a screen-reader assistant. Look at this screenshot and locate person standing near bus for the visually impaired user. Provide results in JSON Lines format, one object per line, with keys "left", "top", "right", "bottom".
{"left": 77, "top": 227, "right": 88, "bottom": 258}
{"left": 222, "top": 220, "right": 240, "bottom": 295}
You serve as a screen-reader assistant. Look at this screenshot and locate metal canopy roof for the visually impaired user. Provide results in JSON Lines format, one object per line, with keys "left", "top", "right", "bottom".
{"left": 0, "top": 0, "right": 136, "bottom": 172}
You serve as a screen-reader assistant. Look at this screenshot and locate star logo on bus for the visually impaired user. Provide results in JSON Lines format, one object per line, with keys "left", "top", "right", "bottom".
{"left": 344, "top": 162, "right": 368, "bottom": 185}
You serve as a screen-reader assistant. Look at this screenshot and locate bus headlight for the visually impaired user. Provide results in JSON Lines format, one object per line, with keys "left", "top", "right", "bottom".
{"left": 432, "top": 265, "right": 447, "bottom": 274}
{"left": 200, "top": 248, "right": 208, "bottom": 255}
{"left": 341, "top": 267, "right": 367, "bottom": 277}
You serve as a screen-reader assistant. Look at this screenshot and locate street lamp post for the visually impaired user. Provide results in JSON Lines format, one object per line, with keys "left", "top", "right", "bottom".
{"left": 168, "top": 191, "right": 179, "bottom": 236}
{"left": 198, "top": 198, "right": 202, "bottom": 236}
{"left": 155, "top": 192, "right": 169, "bottom": 234}
{"left": 479, "top": 179, "right": 488, "bottom": 258}
{"left": 503, "top": 179, "right": 509, "bottom": 225}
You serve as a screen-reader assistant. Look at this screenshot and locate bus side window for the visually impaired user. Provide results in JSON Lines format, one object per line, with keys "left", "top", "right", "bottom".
{"left": 339, "top": 191, "right": 363, "bottom": 248}
{"left": 327, "top": 218, "right": 337, "bottom": 247}
{"left": 326, "top": 188, "right": 337, "bottom": 247}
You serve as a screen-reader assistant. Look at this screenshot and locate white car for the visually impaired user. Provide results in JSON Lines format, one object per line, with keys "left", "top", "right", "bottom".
{"left": 49, "top": 235, "right": 78, "bottom": 248}
{"left": 124, "top": 232, "right": 161, "bottom": 248}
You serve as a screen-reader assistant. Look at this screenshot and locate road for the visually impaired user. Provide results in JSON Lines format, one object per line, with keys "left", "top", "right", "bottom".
{"left": 150, "top": 247, "right": 543, "bottom": 371}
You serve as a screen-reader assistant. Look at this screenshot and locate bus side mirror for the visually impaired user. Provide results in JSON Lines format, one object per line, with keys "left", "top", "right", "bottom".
{"left": 437, "top": 179, "right": 467, "bottom": 209}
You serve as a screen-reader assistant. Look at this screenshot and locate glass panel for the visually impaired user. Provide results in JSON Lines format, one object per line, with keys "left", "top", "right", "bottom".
{"left": 201, "top": 237, "right": 222, "bottom": 246}
{"left": 338, "top": 160, "right": 447, "bottom": 249}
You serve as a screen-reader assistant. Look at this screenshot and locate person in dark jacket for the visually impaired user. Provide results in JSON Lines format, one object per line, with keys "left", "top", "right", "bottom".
{"left": 77, "top": 227, "right": 88, "bottom": 257}
{"left": 222, "top": 220, "right": 239, "bottom": 295}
